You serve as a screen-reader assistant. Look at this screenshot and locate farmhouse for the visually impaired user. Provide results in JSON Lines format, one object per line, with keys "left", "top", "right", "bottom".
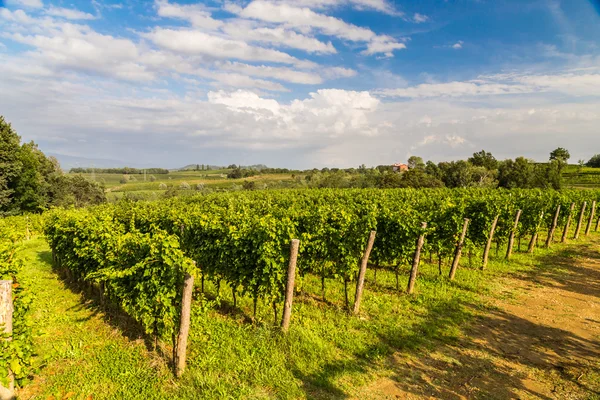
{"left": 392, "top": 163, "right": 409, "bottom": 172}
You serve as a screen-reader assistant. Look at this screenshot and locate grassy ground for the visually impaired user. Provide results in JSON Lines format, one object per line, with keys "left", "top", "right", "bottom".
{"left": 14, "top": 229, "right": 600, "bottom": 399}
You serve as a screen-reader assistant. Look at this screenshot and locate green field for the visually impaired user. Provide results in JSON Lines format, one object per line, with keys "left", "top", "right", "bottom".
{"left": 72, "top": 169, "right": 300, "bottom": 201}
{"left": 562, "top": 165, "right": 600, "bottom": 188}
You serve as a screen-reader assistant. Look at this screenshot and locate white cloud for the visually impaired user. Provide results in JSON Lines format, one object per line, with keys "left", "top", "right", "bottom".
{"left": 222, "top": 23, "right": 337, "bottom": 54}
{"left": 145, "top": 28, "right": 315, "bottom": 68}
{"left": 362, "top": 35, "right": 407, "bottom": 57}
{"left": 232, "top": 0, "right": 406, "bottom": 56}
{"left": 452, "top": 41, "right": 464, "bottom": 49}
{"left": 219, "top": 62, "right": 323, "bottom": 84}
{"left": 5, "top": 0, "right": 43, "bottom": 8}
{"left": 256, "top": 0, "right": 401, "bottom": 16}
{"left": 46, "top": 7, "right": 97, "bottom": 20}
{"left": 413, "top": 13, "right": 429, "bottom": 23}
{"left": 156, "top": 0, "right": 223, "bottom": 30}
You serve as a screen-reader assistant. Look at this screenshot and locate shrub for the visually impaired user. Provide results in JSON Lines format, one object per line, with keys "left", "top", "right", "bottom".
{"left": 179, "top": 182, "right": 191, "bottom": 190}
{"left": 149, "top": 175, "right": 156, "bottom": 182}
{"left": 119, "top": 175, "right": 128, "bottom": 184}
{"left": 196, "top": 183, "right": 205, "bottom": 191}
{"left": 586, "top": 154, "right": 600, "bottom": 168}
{"left": 158, "top": 183, "right": 167, "bottom": 190}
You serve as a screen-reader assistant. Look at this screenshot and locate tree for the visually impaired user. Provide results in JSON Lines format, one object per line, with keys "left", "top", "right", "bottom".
{"left": 586, "top": 154, "right": 600, "bottom": 168}
{"left": 0, "top": 116, "right": 23, "bottom": 213}
{"left": 398, "top": 169, "right": 444, "bottom": 188}
{"left": 549, "top": 147, "right": 570, "bottom": 165}
{"left": 468, "top": 150, "right": 498, "bottom": 170}
{"left": 497, "top": 157, "right": 535, "bottom": 188}
{"left": 438, "top": 161, "right": 473, "bottom": 188}
{"left": 407, "top": 156, "right": 425, "bottom": 170}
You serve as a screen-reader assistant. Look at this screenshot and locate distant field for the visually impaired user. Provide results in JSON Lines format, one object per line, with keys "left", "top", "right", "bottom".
{"left": 69, "top": 169, "right": 301, "bottom": 201}
{"left": 562, "top": 165, "right": 600, "bottom": 188}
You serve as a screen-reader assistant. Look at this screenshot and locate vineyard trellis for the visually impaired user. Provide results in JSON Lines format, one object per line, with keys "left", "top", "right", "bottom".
{"left": 37, "top": 188, "right": 600, "bottom": 376}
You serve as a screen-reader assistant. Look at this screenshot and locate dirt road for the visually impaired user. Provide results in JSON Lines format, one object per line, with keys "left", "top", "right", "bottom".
{"left": 358, "top": 241, "right": 600, "bottom": 399}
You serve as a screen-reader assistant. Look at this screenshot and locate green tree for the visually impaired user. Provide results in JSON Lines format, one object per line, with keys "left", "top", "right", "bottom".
{"left": 0, "top": 116, "right": 23, "bottom": 213}
{"left": 468, "top": 150, "right": 498, "bottom": 170}
{"left": 407, "top": 156, "right": 425, "bottom": 170}
{"left": 398, "top": 169, "right": 444, "bottom": 188}
{"left": 497, "top": 157, "right": 535, "bottom": 188}
{"left": 549, "top": 147, "right": 570, "bottom": 165}
{"left": 586, "top": 154, "right": 600, "bottom": 168}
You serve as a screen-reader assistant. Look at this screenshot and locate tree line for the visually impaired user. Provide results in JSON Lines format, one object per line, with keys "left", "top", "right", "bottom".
{"left": 69, "top": 167, "right": 170, "bottom": 174}
{"left": 0, "top": 116, "right": 106, "bottom": 215}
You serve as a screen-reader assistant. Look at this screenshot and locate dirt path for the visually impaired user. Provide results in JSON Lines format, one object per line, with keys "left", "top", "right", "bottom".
{"left": 357, "top": 240, "right": 600, "bottom": 399}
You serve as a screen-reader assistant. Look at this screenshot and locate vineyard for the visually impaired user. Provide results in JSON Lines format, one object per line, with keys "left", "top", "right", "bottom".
{"left": 35, "top": 188, "right": 600, "bottom": 380}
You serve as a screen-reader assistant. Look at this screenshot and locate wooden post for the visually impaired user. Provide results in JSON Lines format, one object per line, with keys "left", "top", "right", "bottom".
{"left": 0, "top": 280, "right": 14, "bottom": 395}
{"left": 505, "top": 210, "right": 522, "bottom": 260}
{"left": 407, "top": 222, "right": 427, "bottom": 294}
{"left": 175, "top": 273, "right": 194, "bottom": 378}
{"left": 482, "top": 215, "right": 499, "bottom": 270}
{"left": 281, "top": 239, "right": 300, "bottom": 332}
{"left": 545, "top": 205, "right": 561, "bottom": 248}
{"left": 561, "top": 203, "right": 575, "bottom": 243}
{"left": 596, "top": 216, "right": 600, "bottom": 232}
{"left": 527, "top": 211, "right": 543, "bottom": 253}
{"left": 449, "top": 219, "right": 469, "bottom": 281}
{"left": 353, "top": 231, "right": 376, "bottom": 314}
{"left": 585, "top": 201, "right": 596, "bottom": 236}
{"left": 573, "top": 202, "right": 587, "bottom": 240}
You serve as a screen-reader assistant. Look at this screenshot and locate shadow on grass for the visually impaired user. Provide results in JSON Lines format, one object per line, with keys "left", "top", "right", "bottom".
{"left": 291, "top": 237, "right": 600, "bottom": 399}
{"left": 37, "top": 250, "right": 174, "bottom": 369}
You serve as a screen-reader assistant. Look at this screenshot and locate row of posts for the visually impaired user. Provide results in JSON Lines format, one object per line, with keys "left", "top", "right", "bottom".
{"left": 173, "top": 200, "right": 599, "bottom": 377}
{"left": 4, "top": 202, "right": 597, "bottom": 385}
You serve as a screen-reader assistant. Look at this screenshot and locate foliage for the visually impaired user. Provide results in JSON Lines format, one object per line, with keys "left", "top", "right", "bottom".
{"left": 550, "top": 147, "right": 570, "bottom": 164}
{"left": 0, "top": 116, "right": 106, "bottom": 214}
{"left": 0, "top": 218, "right": 34, "bottom": 387}
{"left": 587, "top": 154, "right": 600, "bottom": 168}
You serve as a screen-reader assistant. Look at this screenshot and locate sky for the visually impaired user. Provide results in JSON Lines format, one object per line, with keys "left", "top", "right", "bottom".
{"left": 1, "top": 0, "right": 600, "bottom": 169}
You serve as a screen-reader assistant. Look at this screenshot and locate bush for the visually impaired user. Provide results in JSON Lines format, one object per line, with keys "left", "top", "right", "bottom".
{"left": 196, "top": 183, "right": 205, "bottom": 191}
{"left": 179, "top": 182, "right": 191, "bottom": 190}
{"left": 586, "top": 154, "right": 600, "bottom": 168}
{"left": 149, "top": 175, "right": 156, "bottom": 182}
{"left": 119, "top": 175, "right": 128, "bottom": 184}
{"left": 158, "top": 183, "right": 167, "bottom": 190}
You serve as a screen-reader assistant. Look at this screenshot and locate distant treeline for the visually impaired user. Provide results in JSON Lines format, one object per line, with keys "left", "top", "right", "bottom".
{"left": 69, "top": 167, "right": 170, "bottom": 174}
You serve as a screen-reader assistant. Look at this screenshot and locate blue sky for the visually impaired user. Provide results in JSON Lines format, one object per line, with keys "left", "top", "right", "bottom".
{"left": 1, "top": 0, "right": 599, "bottom": 169}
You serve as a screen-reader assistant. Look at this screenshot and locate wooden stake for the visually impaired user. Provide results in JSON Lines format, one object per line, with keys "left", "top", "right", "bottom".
{"left": 407, "top": 222, "right": 427, "bottom": 294}
{"left": 281, "top": 239, "right": 300, "bottom": 332}
{"left": 573, "top": 202, "right": 587, "bottom": 240}
{"left": 528, "top": 211, "right": 544, "bottom": 253}
{"left": 585, "top": 201, "right": 596, "bottom": 236}
{"left": 449, "top": 218, "right": 470, "bottom": 281}
{"left": 506, "top": 210, "right": 522, "bottom": 260}
{"left": 0, "top": 280, "right": 14, "bottom": 395}
{"left": 482, "top": 215, "right": 499, "bottom": 270}
{"left": 596, "top": 216, "right": 600, "bottom": 232}
{"left": 545, "top": 205, "right": 561, "bottom": 248}
{"left": 175, "top": 273, "right": 194, "bottom": 378}
{"left": 561, "top": 203, "right": 575, "bottom": 243}
{"left": 353, "top": 230, "right": 376, "bottom": 314}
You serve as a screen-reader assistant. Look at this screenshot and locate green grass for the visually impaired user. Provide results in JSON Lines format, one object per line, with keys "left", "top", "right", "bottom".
{"left": 15, "top": 228, "right": 600, "bottom": 399}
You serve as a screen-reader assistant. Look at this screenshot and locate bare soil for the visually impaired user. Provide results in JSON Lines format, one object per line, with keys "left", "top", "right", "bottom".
{"left": 356, "top": 240, "right": 600, "bottom": 400}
